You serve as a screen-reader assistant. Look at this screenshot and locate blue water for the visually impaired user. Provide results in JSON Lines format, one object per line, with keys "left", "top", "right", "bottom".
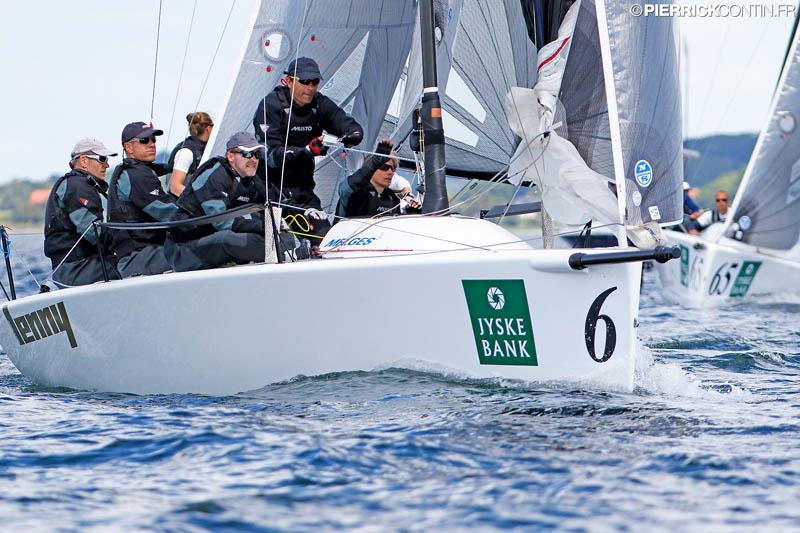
{"left": 1, "top": 234, "right": 800, "bottom": 530}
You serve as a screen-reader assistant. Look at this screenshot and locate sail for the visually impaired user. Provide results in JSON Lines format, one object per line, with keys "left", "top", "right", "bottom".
{"left": 206, "top": 0, "right": 417, "bottom": 210}
{"left": 725, "top": 23, "right": 800, "bottom": 250}
{"left": 391, "top": 0, "right": 537, "bottom": 177}
{"left": 599, "top": 0, "right": 684, "bottom": 227}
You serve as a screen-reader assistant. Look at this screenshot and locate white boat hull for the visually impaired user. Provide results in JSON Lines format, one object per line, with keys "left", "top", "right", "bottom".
{"left": 656, "top": 229, "right": 800, "bottom": 307}
{"left": 0, "top": 218, "right": 642, "bottom": 395}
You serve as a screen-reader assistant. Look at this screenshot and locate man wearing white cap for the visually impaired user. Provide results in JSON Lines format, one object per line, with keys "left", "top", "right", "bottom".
{"left": 164, "top": 132, "right": 267, "bottom": 271}
{"left": 44, "top": 138, "right": 122, "bottom": 287}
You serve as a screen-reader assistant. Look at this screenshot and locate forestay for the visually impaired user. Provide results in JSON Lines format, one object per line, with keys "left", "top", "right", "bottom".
{"left": 206, "top": 0, "right": 417, "bottom": 211}
{"left": 724, "top": 22, "right": 800, "bottom": 251}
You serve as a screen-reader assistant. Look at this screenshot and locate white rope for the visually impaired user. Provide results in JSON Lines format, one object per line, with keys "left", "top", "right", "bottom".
{"left": 44, "top": 223, "right": 97, "bottom": 284}
{"left": 8, "top": 240, "right": 42, "bottom": 288}
{"left": 165, "top": 0, "right": 199, "bottom": 150}
{"left": 149, "top": 0, "right": 164, "bottom": 124}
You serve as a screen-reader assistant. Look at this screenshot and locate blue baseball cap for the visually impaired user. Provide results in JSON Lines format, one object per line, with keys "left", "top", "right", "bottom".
{"left": 121, "top": 122, "right": 164, "bottom": 144}
{"left": 284, "top": 57, "right": 322, "bottom": 80}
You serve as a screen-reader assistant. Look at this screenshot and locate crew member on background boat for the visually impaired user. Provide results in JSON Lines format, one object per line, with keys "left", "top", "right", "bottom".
{"left": 337, "top": 140, "right": 421, "bottom": 219}
{"left": 253, "top": 56, "right": 364, "bottom": 245}
{"left": 108, "top": 122, "right": 178, "bottom": 277}
{"left": 690, "top": 190, "right": 730, "bottom": 234}
{"left": 682, "top": 180, "right": 703, "bottom": 232}
{"left": 164, "top": 132, "right": 267, "bottom": 272}
{"left": 167, "top": 112, "right": 213, "bottom": 197}
{"left": 44, "top": 138, "right": 122, "bottom": 287}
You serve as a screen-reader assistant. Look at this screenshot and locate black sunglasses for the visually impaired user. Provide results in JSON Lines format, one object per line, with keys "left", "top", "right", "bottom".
{"left": 379, "top": 163, "right": 396, "bottom": 172}
{"left": 715, "top": 198, "right": 728, "bottom": 203}
{"left": 296, "top": 78, "right": 320, "bottom": 86}
{"left": 137, "top": 136, "right": 157, "bottom": 145}
{"left": 236, "top": 150, "right": 258, "bottom": 159}
{"left": 85, "top": 154, "right": 109, "bottom": 163}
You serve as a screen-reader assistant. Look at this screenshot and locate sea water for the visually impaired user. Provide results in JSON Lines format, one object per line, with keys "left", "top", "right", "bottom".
{"left": 1, "top": 234, "right": 799, "bottom": 530}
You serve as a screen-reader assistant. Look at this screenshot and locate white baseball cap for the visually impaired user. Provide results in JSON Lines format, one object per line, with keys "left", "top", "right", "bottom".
{"left": 71, "top": 138, "right": 118, "bottom": 158}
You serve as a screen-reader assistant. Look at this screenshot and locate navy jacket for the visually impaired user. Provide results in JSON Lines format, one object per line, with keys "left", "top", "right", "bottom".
{"left": 253, "top": 86, "right": 363, "bottom": 191}
{"left": 44, "top": 169, "right": 108, "bottom": 267}
{"left": 170, "top": 157, "right": 266, "bottom": 242}
{"left": 337, "top": 157, "right": 401, "bottom": 218}
{"left": 107, "top": 158, "right": 178, "bottom": 259}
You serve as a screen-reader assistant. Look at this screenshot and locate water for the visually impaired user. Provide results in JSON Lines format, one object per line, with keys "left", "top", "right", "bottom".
{"left": 1, "top": 235, "right": 800, "bottom": 530}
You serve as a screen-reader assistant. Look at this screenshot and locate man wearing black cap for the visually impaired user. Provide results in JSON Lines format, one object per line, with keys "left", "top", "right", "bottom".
{"left": 107, "top": 121, "right": 178, "bottom": 277}
{"left": 164, "top": 132, "right": 268, "bottom": 271}
{"left": 44, "top": 138, "right": 122, "bottom": 287}
{"left": 252, "top": 56, "right": 364, "bottom": 245}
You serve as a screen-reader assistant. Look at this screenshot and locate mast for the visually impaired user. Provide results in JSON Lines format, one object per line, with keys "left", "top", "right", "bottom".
{"left": 419, "top": 0, "right": 448, "bottom": 214}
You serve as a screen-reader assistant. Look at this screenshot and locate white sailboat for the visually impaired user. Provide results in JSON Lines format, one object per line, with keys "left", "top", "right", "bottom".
{"left": 0, "top": 0, "right": 682, "bottom": 395}
{"left": 657, "top": 17, "right": 800, "bottom": 307}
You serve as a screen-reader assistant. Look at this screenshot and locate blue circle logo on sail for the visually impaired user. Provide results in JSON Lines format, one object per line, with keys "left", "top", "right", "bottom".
{"left": 634, "top": 160, "right": 653, "bottom": 187}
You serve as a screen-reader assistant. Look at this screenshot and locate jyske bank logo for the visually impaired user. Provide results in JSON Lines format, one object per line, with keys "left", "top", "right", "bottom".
{"left": 462, "top": 280, "right": 537, "bottom": 366}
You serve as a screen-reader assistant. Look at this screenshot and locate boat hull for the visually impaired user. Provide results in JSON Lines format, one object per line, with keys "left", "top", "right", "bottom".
{"left": 0, "top": 248, "right": 641, "bottom": 395}
{"left": 656, "top": 229, "right": 800, "bottom": 307}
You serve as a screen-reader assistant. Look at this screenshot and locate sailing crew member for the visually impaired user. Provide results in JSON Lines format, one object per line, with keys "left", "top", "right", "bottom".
{"left": 44, "top": 138, "right": 122, "bottom": 287}
{"left": 167, "top": 112, "right": 214, "bottom": 197}
{"left": 690, "top": 190, "right": 730, "bottom": 234}
{"left": 253, "top": 56, "right": 364, "bottom": 244}
{"left": 337, "top": 140, "right": 421, "bottom": 218}
{"left": 108, "top": 122, "right": 178, "bottom": 277}
{"left": 164, "top": 132, "right": 267, "bottom": 272}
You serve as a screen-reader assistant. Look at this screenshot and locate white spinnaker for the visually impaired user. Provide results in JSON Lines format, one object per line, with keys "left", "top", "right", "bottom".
{"left": 722, "top": 21, "right": 800, "bottom": 251}
{"left": 205, "top": 0, "right": 418, "bottom": 211}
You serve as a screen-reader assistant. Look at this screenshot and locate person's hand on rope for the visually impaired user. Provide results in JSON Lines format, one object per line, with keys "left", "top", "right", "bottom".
{"left": 305, "top": 136, "right": 329, "bottom": 157}
{"left": 340, "top": 131, "right": 363, "bottom": 147}
{"left": 400, "top": 193, "right": 421, "bottom": 212}
{"left": 303, "top": 208, "right": 328, "bottom": 221}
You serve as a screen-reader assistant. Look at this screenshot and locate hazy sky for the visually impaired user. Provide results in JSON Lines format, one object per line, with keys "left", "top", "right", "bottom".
{"left": 0, "top": 0, "right": 795, "bottom": 182}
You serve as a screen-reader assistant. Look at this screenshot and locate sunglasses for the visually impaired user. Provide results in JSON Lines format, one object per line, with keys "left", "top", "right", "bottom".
{"left": 235, "top": 150, "right": 258, "bottom": 159}
{"left": 137, "top": 136, "right": 157, "bottom": 145}
{"left": 379, "top": 163, "right": 396, "bottom": 172}
{"left": 715, "top": 198, "right": 728, "bottom": 203}
{"left": 85, "top": 154, "right": 109, "bottom": 164}
{"left": 296, "top": 78, "right": 320, "bottom": 86}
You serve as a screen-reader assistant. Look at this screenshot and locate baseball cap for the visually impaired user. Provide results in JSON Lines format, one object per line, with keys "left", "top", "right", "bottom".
{"left": 683, "top": 181, "right": 691, "bottom": 191}
{"left": 226, "top": 132, "right": 265, "bottom": 152}
{"left": 121, "top": 122, "right": 164, "bottom": 144}
{"left": 70, "top": 138, "right": 118, "bottom": 158}
{"left": 284, "top": 57, "right": 322, "bottom": 80}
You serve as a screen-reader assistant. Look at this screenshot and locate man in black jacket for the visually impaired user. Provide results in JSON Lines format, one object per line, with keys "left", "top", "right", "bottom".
{"left": 44, "top": 138, "right": 122, "bottom": 287}
{"left": 164, "top": 132, "right": 267, "bottom": 272}
{"left": 253, "top": 57, "right": 364, "bottom": 244}
{"left": 108, "top": 122, "right": 178, "bottom": 277}
{"left": 337, "top": 140, "right": 420, "bottom": 218}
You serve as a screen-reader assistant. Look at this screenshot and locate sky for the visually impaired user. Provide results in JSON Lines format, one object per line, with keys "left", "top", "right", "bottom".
{"left": 0, "top": 0, "right": 796, "bottom": 183}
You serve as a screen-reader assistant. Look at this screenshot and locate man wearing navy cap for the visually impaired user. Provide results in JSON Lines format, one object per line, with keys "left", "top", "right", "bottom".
{"left": 164, "top": 132, "right": 267, "bottom": 271}
{"left": 252, "top": 57, "right": 364, "bottom": 246}
{"left": 44, "top": 138, "right": 122, "bottom": 287}
{"left": 107, "top": 121, "right": 178, "bottom": 277}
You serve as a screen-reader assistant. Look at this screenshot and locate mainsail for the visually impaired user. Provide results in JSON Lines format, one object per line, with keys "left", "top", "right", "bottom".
{"left": 724, "top": 21, "right": 800, "bottom": 251}
{"left": 206, "top": 0, "right": 418, "bottom": 210}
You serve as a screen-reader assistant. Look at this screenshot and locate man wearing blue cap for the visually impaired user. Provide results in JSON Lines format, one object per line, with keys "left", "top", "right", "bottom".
{"left": 164, "top": 132, "right": 267, "bottom": 271}
{"left": 252, "top": 57, "right": 364, "bottom": 245}
{"left": 107, "top": 121, "right": 178, "bottom": 277}
{"left": 44, "top": 138, "right": 122, "bottom": 287}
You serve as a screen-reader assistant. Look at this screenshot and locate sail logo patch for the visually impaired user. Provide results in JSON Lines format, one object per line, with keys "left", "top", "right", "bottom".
{"left": 3, "top": 301, "right": 77, "bottom": 349}
{"left": 462, "top": 280, "right": 537, "bottom": 366}
{"left": 634, "top": 160, "right": 653, "bottom": 187}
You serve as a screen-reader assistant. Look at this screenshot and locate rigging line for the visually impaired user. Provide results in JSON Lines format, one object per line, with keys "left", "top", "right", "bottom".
{"left": 193, "top": 1, "right": 237, "bottom": 113}
{"left": 46, "top": 223, "right": 96, "bottom": 282}
{"left": 165, "top": 0, "right": 200, "bottom": 150}
{"left": 8, "top": 241, "right": 41, "bottom": 288}
{"left": 689, "top": 18, "right": 774, "bottom": 187}
{"left": 150, "top": 0, "right": 164, "bottom": 125}
{"left": 278, "top": 0, "right": 311, "bottom": 202}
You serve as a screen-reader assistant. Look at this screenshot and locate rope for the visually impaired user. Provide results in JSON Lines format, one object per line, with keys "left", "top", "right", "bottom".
{"left": 8, "top": 240, "right": 42, "bottom": 288}
{"left": 150, "top": 0, "right": 164, "bottom": 124}
{"left": 192, "top": 1, "right": 237, "bottom": 113}
{"left": 44, "top": 223, "right": 96, "bottom": 284}
{"left": 278, "top": 0, "right": 311, "bottom": 202}
{"left": 165, "top": 0, "right": 199, "bottom": 149}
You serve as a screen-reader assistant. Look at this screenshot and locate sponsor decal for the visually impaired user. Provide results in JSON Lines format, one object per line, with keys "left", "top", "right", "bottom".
{"left": 3, "top": 301, "right": 77, "bottom": 349}
{"left": 322, "top": 236, "right": 378, "bottom": 248}
{"left": 634, "top": 159, "right": 653, "bottom": 187}
{"left": 237, "top": 196, "right": 250, "bottom": 202}
{"left": 679, "top": 244, "right": 689, "bottom": 287}
{"left": 290, "top": 125, "right": 314, "bottom": 132}
{"left": 730, "top": 261, "right": 762, "bottom": 298}
{"left": 648, "top": 205, "right": 661, "bottom": 221}
{"left": 149, "top": 189, "right": 160, "bottom": 196}
{"left": 79, "top": 197, "right": 89, "bottom": 206}
{"left": 462, "top": 280, "right": 537, "bottom": 366}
